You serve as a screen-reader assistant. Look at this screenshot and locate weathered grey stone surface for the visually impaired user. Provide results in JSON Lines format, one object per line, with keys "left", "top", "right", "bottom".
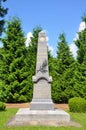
{"left": 15, "top": 108, "right": 70, "bottom": 122}
{"left": 30, "top": 31, "right": 54, "bottom": 110}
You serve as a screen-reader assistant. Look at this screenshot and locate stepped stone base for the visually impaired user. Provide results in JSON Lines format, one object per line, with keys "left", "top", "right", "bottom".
{"left": 7, "top": 108, "right": 70, "bottom": 126}
{"left": 30, "top": 99, "right": 54, "bottom": 110}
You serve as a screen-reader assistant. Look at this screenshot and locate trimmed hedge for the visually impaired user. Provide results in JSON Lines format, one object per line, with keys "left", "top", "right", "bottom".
{"left": 68, "top": 97, "right": 86, "bottom": 113}
{"left": 0, "top": 102, "right": 6, "bottom": 111}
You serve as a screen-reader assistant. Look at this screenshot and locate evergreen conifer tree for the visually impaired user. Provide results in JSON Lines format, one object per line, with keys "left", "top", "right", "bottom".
{"left": 74, "top": 14, "right": 86, "bottom": 99}
{"left": 75, "top": 15, "right": 86, "bottom": 64}
{"left": 51, "top": 33, "right": 74, "bottom": 103}
{"left": 0, "top": 17, "right": 29, "bottom": 102}
{"left": 57, "top": 33, "right": 74, "bottom": 74}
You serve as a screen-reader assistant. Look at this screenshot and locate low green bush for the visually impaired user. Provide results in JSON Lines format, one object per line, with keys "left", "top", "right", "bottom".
{"left": 0, "top": 102, "right": 6, "bottom": 111}
{"left": 68, "top": 97, "right": 86, "bottom": 113}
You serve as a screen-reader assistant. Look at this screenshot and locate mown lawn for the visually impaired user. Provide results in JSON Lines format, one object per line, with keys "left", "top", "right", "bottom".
{"left": 0, "top": 108, "right": 86, "bottom": 130}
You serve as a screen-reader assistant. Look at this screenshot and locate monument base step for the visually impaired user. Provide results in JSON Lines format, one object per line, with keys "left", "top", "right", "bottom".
{"left": 16, "top": 108, "right": 70, "bottom": 121}
{"left": 7, "top": 108, "right": 70, "bottom": 126}
{"left": 30, "top": 99, "right": 54, "bottom": 110}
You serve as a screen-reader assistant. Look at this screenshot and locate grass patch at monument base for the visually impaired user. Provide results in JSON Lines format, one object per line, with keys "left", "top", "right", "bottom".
{"left": 0, "top": 108, "right": 86, "bottom": 130}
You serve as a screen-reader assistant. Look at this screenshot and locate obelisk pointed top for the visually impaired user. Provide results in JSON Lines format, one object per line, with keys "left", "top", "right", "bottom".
{"left": 38, "top": 31, "right": 47, "bottom": 42}
{"left": 39, "top": 31, "right": 46, "bottom": 37}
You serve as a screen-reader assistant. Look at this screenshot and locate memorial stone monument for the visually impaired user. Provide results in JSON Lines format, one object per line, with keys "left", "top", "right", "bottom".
{"left": 7, "top": 31, "right": 70, "bottom": 126}
{"left": 30, "top": 31, "right": 54, "bottom": 110}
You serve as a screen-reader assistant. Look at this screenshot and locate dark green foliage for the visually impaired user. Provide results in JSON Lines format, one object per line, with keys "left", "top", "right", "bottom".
{"left": 0, "top": 81, "right": 7, "bottom": 102}
{"left": 57, "top": 33, "right": 74, "bottom": 73}
{"left": 18, "top": 95, "right": 27, "bottom": 103}
{"left": 0, "top": 0, "right": 8, "bottom": 35}
{"left": 75, "top": 13, "right": 86, "bottom": 64}
{"left": 50, "top": 33, "right": 75, "bottom": 103}
{"left": 0, "top": 17, "right": 30, "bottom": 102}
{"left": 0, "top": 102, "right": 6, "bottom": 111}
{"left": 49, "top": 57, "right": 60, "bottom": 102}
{"left": 68, "top": 97, "right": 86, "bottom": 112}
{"left": 0, "top": 21, "right": 42, "bottom": 103}
{"left": 75, "top": 29, "right": 86, "bottom": 64}
{"left": 50, "top": 31, "right": 86, "bottom": 103}
{"left": 73, "top": 15, "right": 86, "bottom": 101}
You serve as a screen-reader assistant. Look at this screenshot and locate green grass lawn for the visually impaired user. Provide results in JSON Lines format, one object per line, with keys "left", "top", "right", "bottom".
{"left": 0, "top": 108, "right": 86, "bottom": 130}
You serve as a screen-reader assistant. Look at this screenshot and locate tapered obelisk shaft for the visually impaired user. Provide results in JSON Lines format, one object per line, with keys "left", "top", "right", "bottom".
{"left": 30, "top": 31, "right": 54, "bottom": 110}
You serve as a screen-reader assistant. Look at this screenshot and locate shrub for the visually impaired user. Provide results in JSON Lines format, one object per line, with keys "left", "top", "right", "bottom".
{"left": 68, "top": 97, "right": 86, "bottom": 113}
{"left": 0, "top": 102, "right": 6, "bottom": 111}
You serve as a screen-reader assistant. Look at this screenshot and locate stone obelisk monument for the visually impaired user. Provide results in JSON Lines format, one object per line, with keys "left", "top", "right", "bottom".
{"left": 7, "top": 31, "right": 70, "bottom": 126}
{"left": 30, "top": 31, "right": 54, "bottom": 110}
